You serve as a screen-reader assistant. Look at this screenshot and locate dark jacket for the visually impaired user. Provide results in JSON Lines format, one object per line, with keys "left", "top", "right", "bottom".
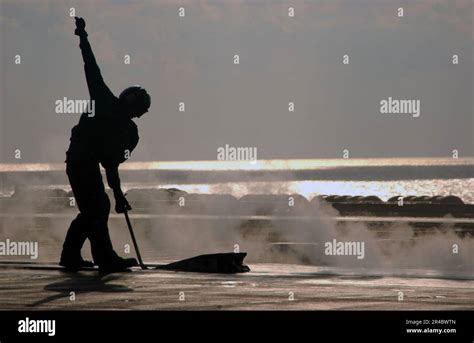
{"left": 66, "top": 34, "right": 138, "bottom": 190}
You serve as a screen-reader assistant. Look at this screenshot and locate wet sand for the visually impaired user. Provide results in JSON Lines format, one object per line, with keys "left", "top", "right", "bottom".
{"left": 0, "top": 262, "right": 473, "bottom": 310}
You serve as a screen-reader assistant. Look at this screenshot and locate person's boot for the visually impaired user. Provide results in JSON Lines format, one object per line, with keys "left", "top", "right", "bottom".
{"left": 61, "top": 214, "right": 91, "bottom": 271}
{"left": 98, "top": 253, "right": 138, "bottom": 275}
{"left": 59, "top": 250, "right": 95, "bottom": 271}
{"left": 87, "top": 217, "right": 138, "bottom": 274}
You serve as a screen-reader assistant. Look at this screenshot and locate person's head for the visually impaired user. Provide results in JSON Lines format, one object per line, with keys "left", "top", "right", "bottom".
{"left": 119, "top": 85, "right": 151, "bottom": 119}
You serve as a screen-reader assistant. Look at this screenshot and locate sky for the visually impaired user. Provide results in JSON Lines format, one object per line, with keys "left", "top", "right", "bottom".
{"left": 0, "top": 0, "right": 472, "bottom": 163}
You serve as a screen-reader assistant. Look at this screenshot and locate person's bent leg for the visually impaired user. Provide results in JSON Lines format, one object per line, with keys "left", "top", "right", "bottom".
{"left": 60, "top": 162, "right": 95, "bottom": 269}
{"left": 88, "top": 192, "right": 137, "bottom": 273}
{"left": 60, "top": 214, "right": 94, "bottom": 269}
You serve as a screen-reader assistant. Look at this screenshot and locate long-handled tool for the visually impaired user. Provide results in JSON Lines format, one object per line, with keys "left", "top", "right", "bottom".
{"left": 123, "top": 209, "right": 250, "bottom": 274}
{"left": 123, "top": 209, "right": 149, "bottom": 270}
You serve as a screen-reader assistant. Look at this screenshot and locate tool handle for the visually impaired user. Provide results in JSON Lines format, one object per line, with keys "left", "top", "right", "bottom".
{"left": 124, "top": 209, "right": 146, "bottom": 269}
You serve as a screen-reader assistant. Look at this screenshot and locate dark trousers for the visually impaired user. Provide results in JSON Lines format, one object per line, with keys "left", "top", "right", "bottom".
{"left": 62, "top": 161, "right": 116, "bottom": 265}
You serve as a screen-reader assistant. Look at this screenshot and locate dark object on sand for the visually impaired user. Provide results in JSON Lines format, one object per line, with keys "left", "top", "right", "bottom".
{"left": 0, "top": 254, "right": 251, "bottom": 274}
{"left": 124, "top": 202, "right": 248, "bottom": 273}
{"left": 155, "top": 252, "right": 250, "bottom": 274}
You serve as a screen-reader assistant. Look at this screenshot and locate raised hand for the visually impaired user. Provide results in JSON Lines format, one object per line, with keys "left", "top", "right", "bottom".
{"left": 74, "top": 17, "right": 87, "bottom": 36}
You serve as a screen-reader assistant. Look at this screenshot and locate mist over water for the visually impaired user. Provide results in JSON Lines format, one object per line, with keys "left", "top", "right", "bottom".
{"left": 139, "top": 183, "right": 474, "bottom": 278}
{"left": 0, "top": 158, "right": 472, "bottom": 278}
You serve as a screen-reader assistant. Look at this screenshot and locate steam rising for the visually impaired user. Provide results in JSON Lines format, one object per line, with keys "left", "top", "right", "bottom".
{"left": 0, "top": 175, "right": 472, "bottom": 279}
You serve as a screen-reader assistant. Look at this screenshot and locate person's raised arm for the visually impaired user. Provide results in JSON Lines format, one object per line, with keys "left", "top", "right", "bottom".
{"left": 74, "top": 17, "right": 114, "bottom": 103}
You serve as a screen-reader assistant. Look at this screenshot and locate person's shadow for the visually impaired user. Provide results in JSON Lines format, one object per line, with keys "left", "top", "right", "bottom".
{"left": 28, "top": 272, "right": 133, "bottom": 308}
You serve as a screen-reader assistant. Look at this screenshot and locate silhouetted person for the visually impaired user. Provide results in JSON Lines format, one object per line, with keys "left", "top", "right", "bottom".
{"left": 60, "top": 17, "right": 151, "bottom": 273}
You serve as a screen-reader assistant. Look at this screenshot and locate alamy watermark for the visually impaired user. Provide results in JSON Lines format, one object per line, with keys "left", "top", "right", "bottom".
{"left": 324, "top": 239, "right": 365, "bottom": 260}
{"left": 18, "top": 317, "right": 55, "bottom": 337}
{"left": 217, "top": 144, "right": 257, "bottom": 164}
{"left": 380, "top": 97, "right": 420, "bottom": 118}
{"left": 0, "top": 239, "right": 38, "bottom": 259}
{"left": 55, "top": 97, "right": 95, "bottom": 117}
